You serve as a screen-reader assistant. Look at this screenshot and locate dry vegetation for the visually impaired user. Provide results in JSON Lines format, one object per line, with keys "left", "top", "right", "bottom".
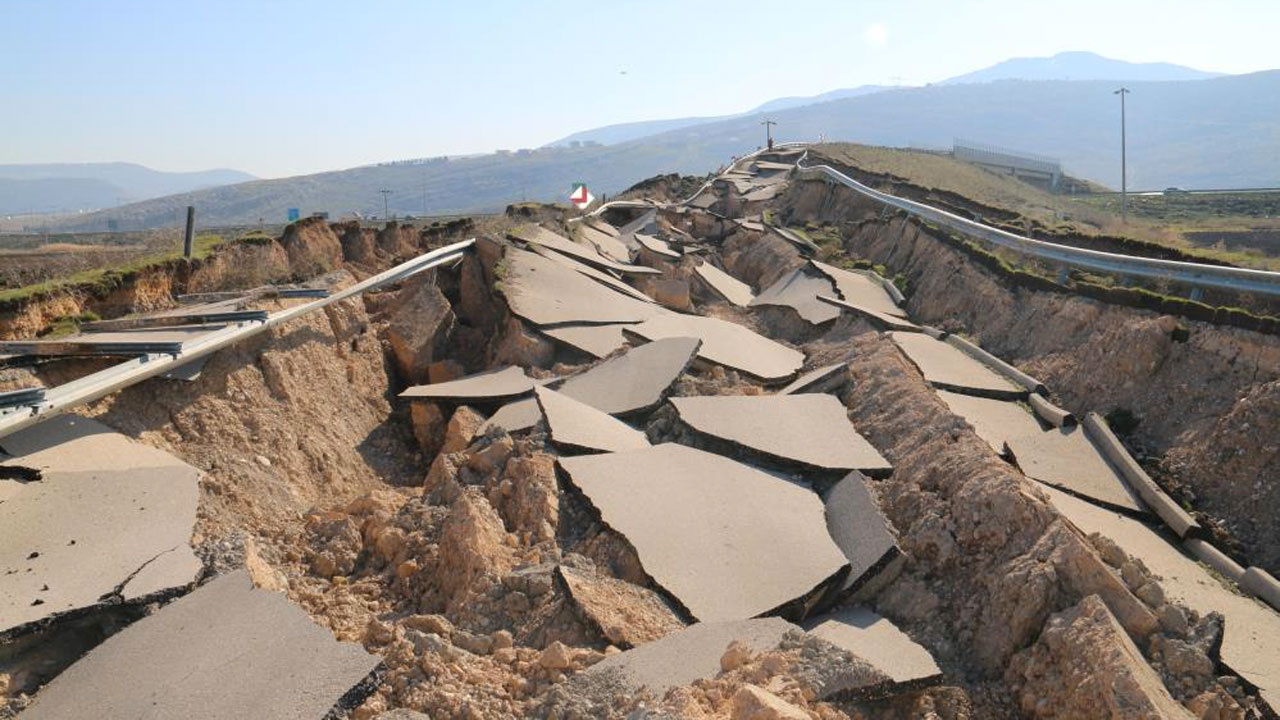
{"left": 816, "top": 143, "right": 1280, "bottom": 271}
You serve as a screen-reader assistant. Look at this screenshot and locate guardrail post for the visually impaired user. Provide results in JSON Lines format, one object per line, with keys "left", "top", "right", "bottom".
{"left": 1189, "top": 287, "right": 1204, "bottom": 302}
{"left": 1056, "top": 268, "right": 1069, "bottom": 285}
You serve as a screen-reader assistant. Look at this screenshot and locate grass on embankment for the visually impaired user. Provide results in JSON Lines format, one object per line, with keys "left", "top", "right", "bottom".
{"left": 815, "top": 143, "right": 1280, "bottom": 272}
{"left": 0, "top": 234, "right": 226, "bottom": 304}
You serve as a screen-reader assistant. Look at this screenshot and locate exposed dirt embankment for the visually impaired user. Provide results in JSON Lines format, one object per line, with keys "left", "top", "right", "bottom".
{"left": 0, "top": 217, "right": 472, "bottom": 341}
{"left": 782, "top": 179, "right": 1280, "bottom": 574}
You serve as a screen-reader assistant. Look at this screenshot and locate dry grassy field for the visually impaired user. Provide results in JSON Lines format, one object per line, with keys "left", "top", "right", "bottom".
{"left": 817, "top": 143, "right": 1280, "bottom": 271}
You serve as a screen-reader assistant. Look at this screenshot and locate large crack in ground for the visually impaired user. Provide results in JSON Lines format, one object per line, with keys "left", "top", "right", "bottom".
{"left": 2, "top": 153, "right": 1276, "bottom": 719}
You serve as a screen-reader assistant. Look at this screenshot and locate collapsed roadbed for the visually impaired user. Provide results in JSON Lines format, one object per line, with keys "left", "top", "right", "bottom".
{"left": 1, "top": 147, "right": 1277, "bottom": 719}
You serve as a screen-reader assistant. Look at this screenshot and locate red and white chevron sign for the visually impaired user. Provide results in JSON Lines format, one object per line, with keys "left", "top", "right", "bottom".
{"left": 569, "top": 183, "right": 594, "bottom": 209}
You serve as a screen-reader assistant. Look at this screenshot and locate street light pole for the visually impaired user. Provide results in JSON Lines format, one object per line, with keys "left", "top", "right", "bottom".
{"left": 1114, "top": 87, "right": 1130, "bottom": 222}
{"left": 379, "top": 189, "right": 392, "bottom": 221}
{"left": 761, "top": 119, "right": 777, "bottom": 150}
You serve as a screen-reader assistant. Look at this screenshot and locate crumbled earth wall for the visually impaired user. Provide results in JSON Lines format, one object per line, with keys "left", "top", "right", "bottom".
{"left": 782, "top": 179, "right": 1280, "bottom": 574}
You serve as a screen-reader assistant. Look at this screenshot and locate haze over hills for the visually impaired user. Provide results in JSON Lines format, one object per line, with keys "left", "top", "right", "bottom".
{"left": 0, "top": 162, "right": 254, "bottom": 215}
{"left": 22, "top": 53, "right": 1278, "bottom": 233}
{"left": 940, "top": 50, "right": 1225, "bottom": 84}
{"left": 546, "top": 85, "right": 889, "bottom": 148}
{"left": 547, "top": 51, "right": 1218, "bottom": 149}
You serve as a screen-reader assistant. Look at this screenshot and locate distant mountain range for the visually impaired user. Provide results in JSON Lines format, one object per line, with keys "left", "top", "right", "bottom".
{"left": 0, "top": 163, "right": 254, "bottom": 215}
{"left": 546, "top": 85, "right": 888, "bottom": 148}
{"left": 22, "top": 52, "right": 1277, "bottom": 233}
{"left": 548, "top": 52, "right": 1219, "bottom": 148}
{"left": 940, "top": 51, "right": 1224, "bottom": 84}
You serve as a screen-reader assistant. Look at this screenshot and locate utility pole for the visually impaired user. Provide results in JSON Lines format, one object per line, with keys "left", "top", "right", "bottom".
{"left": 1114, "top": 87, "right": 1130, "bottom": 222}
{"left": 182, "top": 206, "right": 195, "bottom": 258}
{"left": 379, "top": 189, "right": 392, "bottom": 221}
{"left": 760, "top": 119, "right": 777, "bottom": 150}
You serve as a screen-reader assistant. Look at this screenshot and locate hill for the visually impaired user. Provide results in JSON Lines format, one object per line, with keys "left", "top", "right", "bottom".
{"left": 940, "top": 50, "right": 1224, "bottom": 84}
{"left": 0, "top": 162, "right": 255, "bottom": 214}
{"left": 547, "top": 85, "right": 888, "bottom": 148}
{"left": 547, "top": 52, "right": 1221, "bottom": 149}
{"left": 625, "top": 70, "right": 1280, "bottom": 190}
{"left": 45, "top": 71, "right": 1280, "bottom": 232}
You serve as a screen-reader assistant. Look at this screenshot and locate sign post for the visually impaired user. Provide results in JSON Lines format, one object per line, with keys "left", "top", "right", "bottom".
{"left": 569, "top": 183, "right": 594, "bottom": 211}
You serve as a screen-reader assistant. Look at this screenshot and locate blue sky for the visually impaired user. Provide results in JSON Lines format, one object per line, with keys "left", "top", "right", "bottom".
{"left": 2, "top": 0, "right": 1276, "bottom": 178}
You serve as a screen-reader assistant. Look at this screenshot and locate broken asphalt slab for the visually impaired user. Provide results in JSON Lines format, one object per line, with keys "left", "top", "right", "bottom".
{"left": 539, "top": 323, "right": 634, "bottom": 359}
{"left": 817, "top": 294, "right": 921, "bottom": 332}
{"left": 693, "top": 261, "right": 755, "bottom": 307}
{"left": 534, "top": 386, "right": 649, "bottom": 454}
{"left": 802, "top": 606, "right": 942, "bottom": 699}
{"left": 749, "top": 267, "right": 840, "bottom": 326}
{"left": 810, "top": 260, "right": 907, "bottom": 319}
{"left": 634, "top": 233, "right": 681, "bottom": 259}
{"left": 527, "top": 243, "right": 655, "bottom": 304}
{"left": 400, "top": 366, "right": 534, "bottom": 403}
{"left": 477, "top": 397, "right": 541, "bottom": 435}
{"left": 822, "top": 472, "right": 903, "bottom": 598}
{"left": 553, "top": 336, "right": 700, "bottom": 416}
{"left": 777, "top": 362, "right": 848, "bottom": 395}
{"left": 889, "top": 331, "right": 1024, "bottom": 399}
{"left": 670, "top": 394, "right": 891, "bottom": 475}
{"left": 500, "top": 247, "right": 658, "bottom": 326}
{"left": 935, "top": 389, "right": 1047, "bottom": 455}
{"left": 19, "top": 570, "right": 383, "bottom": 720}
{"left": 574, "top": 222, "right": 633, "bottom": 263}
{"left": 1, "top": 416, "right": 200, "bottom": 640}
{"left": 509, "top": 224, "right": 659, "bottom": 276}
{"left": 557, "top": 443, "right": 849, "bottom": 622}
{"left": 1005, "top": 426, "right": 1147, "bottom": 514}
{"left": 626, "top": 313, "right": 804, "bottom": 384}
{"left": 580, "top": 618, "right": 796, "bottom": 695}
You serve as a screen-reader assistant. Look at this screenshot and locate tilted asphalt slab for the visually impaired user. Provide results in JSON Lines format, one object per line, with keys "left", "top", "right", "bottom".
{"left": 889, "top": 331, "right": 1024, "bottom": 399}
{"left": 1005, "top": 426, "right": 1147, "bottom": 514}
{"left": 557, "top": 443, "right": 848, "bottom": 622}
{"left": 400, "top": 366, "right": 535, "bottom": 403}
{"left": 670, "top": 394, "right": 891, "bottom": 475}
{"left": 1, "top": 415, "right": 201, "bottom": 640}
{"left": 19, "top": 571, "right": 382, "bottom": 720}
{"left": 626, "top": 313, "right": 805, "bottom": 384}
{"left": 534, "top": 387, "right": 649, "bottom": 454}
{"left": 750, "top": 267, "right": 840, "bottom": 326}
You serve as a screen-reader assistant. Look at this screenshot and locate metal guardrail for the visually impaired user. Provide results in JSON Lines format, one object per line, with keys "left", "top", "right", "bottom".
{"left": 0, "top": 239, "right": 475, "bottom": 439}
{"left": 794, "top": 155, "right": 1280, "bottom": 297}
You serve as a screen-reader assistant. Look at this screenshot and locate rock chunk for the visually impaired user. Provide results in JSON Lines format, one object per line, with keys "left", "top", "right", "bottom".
{"left": 556, "top": 565, "right": 685, "bottom": 648}
{"left": 1006, "top": 594, "right": 1194, "bottom": 719}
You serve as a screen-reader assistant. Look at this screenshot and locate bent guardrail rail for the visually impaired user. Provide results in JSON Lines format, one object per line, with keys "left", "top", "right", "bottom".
{"left": 0, "top": 238, "right": 475, "bottom": 439}
{"left": 793, "top": 156, "right": 1280, "bottom": 298}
